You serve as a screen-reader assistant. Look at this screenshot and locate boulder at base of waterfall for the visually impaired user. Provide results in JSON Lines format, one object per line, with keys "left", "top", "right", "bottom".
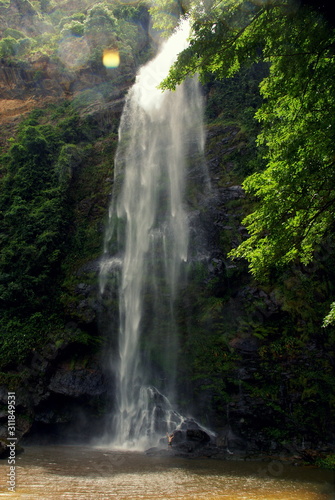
{"left": 147, "top": 419, "right": 219, "bottom": 458}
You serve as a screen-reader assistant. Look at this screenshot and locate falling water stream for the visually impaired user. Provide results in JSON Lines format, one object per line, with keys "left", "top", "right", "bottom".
{"left": 100, "top": 19, "right": 207, "bottom": 449}
{"left": 2, "top": 19, "right": 334, "bottom": 500}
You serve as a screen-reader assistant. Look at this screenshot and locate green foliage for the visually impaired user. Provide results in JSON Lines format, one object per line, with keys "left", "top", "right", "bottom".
{"left": 54, "top": 144, "right": 82, "bottom": 187}
{"left": 1, "top": 0, "right": 334, "bottom": 451}
{"left": 0, "top": 372, "right": 23, "bottom": 391}
{"left": 156, "top": 1, "right": 335, "bottom": 334}
{"left": 160, "top": 0, "right": 268, "bottom": 88}
{"left": 316, "top": 454, "right": 335, "bottom": 470}
{"left": 58, "top": 13, "right": 86, "bottom": 30}
{"left": 0, "top": 36, "right": 18, "bottom": 58}
{"left": 84, "top": 3, "right": 118, "bottom": 35}
{"left": 3, "top": 28, "right": 26, "bottom": 39}
{"left": 247, "top": 334, "right": 335, "bottom": 442}
{"left": 323, "top": 302, "right": 335, "bottom": 327}
{"left": 0, "top": 125, "right": 66, "bottom": 312}
{"left": 161, "top": 0, "right": 335, "bottom": 287}
{"left": 39, "top": 0, "right": 51, "bottom": 13}
{"left": 61, "top": 20, "right": 85, "bottom": 37}
{"left": 0, "top": 103, "right": 102, "bottom": 367}
{"left": 149, "top": 0, "right": 191, "bottom": 36}
{"left": 229, "top": 13, "right": 335, "bottom": 280}
{"left": 0, "top": 313, "right": 61, "bottom": 368}
{"left": 0, "top": 0, "right": 152, "bottom": 71}
{"left": 190, "top": 333, "right": 240, "bottom": 401}
{"left": 109, "top": 0, "right": 147, "bottom": 22}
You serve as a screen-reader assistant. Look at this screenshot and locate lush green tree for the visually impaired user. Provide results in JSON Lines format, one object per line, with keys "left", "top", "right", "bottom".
{"left": 0, "top": 125, "right": 63, "bottom": 311}
{"left": 0, "top": 107, "right": 88, "bottom": 366}
{"left": 228, "top": 8, "right": 335, "bottom": 280}
{"left": 0, "top": 36, "right": 18, "bottom": 58}
{"left": 84, "top": 2, "right": 118, "bottom": 45}
{"left": 160, "top": 0, "right": 335, "bottom": 316}
{"left": 149, "top": 0, "right": 190, "bottom": 35}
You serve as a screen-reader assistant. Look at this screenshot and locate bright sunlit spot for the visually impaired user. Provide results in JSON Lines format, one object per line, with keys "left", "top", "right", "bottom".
{"left": 103, "top": 49, "right": 120, "bottom": 68}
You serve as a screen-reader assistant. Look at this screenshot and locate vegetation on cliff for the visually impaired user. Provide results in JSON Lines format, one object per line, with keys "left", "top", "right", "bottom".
{"left": 0, "top": 0, "right": 153, "bottom": 371}
{"left": 161, "top": 0, "right": 335, "bottom": 290}
{"left": 0, "top": 0, "right": 150, "bottom": 64}
{"left": 156, "top": 0, "right": 335, "bottom": 456}
{"left": 0, "top": 0, "right": 334, "bottom": 462}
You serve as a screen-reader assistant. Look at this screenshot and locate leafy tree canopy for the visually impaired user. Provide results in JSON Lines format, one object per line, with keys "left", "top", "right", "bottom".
{"left": 159, "top": 1, "right": 335, "bottom": 296}
{"left": 149, "top": 0, "right": 191, "bottom": 35}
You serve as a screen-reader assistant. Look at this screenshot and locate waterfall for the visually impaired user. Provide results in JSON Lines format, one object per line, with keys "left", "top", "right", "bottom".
{"left": 100, "top": 19, "right": 206, "bottom": 450}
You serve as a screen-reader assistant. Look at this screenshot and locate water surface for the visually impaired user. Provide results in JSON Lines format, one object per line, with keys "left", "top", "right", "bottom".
{"left": 1, "top": 445, "right": 334, "bottom": 499}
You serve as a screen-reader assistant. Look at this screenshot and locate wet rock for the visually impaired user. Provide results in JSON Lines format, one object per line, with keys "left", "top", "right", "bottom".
{"left": 186, "top": 428, "right": 211, "bottom": 443}
{"left": 218, "top": 185, "right": 245, "bottom": 201}
{"left": 76, "top": 258, "right": 101, "bottom": 275}
{"left": 161, "top": 419, "right": 215, "bottom": 457}
{"left": 216, "top": 425, "right": 247, "bottom": 453}
{"left": 49, "top": 368, "right": 107, "bottom": 397}
{"left": 75, "top": 283, "right": 92, "bottom": 295}
{"left": 229, "top": 336, "right": 259, "bottom": 353}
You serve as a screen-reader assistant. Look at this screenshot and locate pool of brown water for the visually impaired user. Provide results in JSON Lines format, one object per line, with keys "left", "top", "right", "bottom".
{"left": 0, "top": 445, "right": 334, "bottom": 499}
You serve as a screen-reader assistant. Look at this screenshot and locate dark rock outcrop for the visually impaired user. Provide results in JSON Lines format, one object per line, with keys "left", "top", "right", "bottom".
{"left": 48, "top": 368, "right": 107, "bottom": 397}
{"left": 147, "top": 419, "right": 219, "bottom": 458}
{"left": 0, "top": 340, "right": 115, "bottom": 445}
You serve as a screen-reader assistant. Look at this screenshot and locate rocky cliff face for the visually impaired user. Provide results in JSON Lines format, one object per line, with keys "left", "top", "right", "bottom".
{"left": 0, "top": 50, "right": 264, "bottom": 451}
{"left": 0, "top": 0, "right": 48, "bottom": 37}
{"left": 0, "top": 6, "right": 333, "bottom": 459}
{"left": 0, "top": 0, "right": 151, "bottom": 119}
{"left": 1, "top": 344, "right": 113, "bottom": 447}
{"left": 0, "top": 0, "right": 155, "bottom": 448}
